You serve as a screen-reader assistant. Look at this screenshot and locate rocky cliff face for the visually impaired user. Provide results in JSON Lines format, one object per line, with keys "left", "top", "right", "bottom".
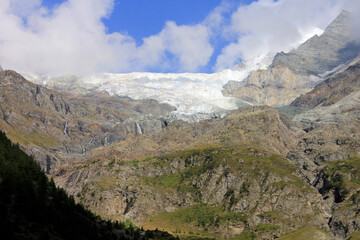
{"left": 51, "top": 74, "right": 360, "bottom": 239}
{"left": 286, "top": 114, "right": 360, "bottom": 239}
{"left": 67, "top": 105, "right": 300, "bottom": 167}
{"left": 291, "top": 61, "right": 360, "bottom": 108}
{"left": 223, "top": 11, "right": 360, "bottom": 106}
{"left": 222, "top": 65, "right": 321, "bottom": 106}
{"left": 0, "top": 70, "right": 175, "bottom": 171}
{"left": 281, "top": 62, "right": 360, "bottom": 239}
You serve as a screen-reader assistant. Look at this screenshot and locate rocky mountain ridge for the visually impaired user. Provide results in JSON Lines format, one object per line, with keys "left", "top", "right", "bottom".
{"left": 52, "top": 102, "right": 359, "bottom": 239}
{"left": 272, "top": 10, "right": 360, "bottom": 76}
{"left": 0, "top": 70, "right": 175, "bottom": 172}
{"left": 291, "top": 59, "right": 360, "bottom": 108}
{"left": 223, "top": 10, "right": 360, "bottom": 107}
{"left": 222, "top": 65, "right": 321, "bottom": 106}
{"left": 1, "top": 66, "right": 359, "bottom": 239}
{"left": 51, "top": 53, "right": 360, "bottom": 239}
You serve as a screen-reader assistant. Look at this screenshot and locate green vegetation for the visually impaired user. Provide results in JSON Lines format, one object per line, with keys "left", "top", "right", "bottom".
{"left": 95, "top": 176, "right": 118, "bottom": 189}
{"left": 0, "top": 131, "right": 174, "bottom": 240}
{"left": 277, "top": 227, "right": 333, "bottom": 240}
{"left": 0, "top": 121, "right": 61, "bottom": 149}
{"left": 320, "top": 157, "right": 360, "bottom": 202}
{"left": 142, "top": 146, "right": 309, "bottom": 200}
{"left": 233, "top": 229, "right": 255, "bottom": 240}
{"left": 349, "top": 231, "right": 360, "bottom": 240}
{"left": 130, "top": 156, "right": 157, "bottom": 166}
{"left": 140, "top": 145, "right": 315, "bottom": 239}
{"left": 275, "top": 105, "right": 308, "bottom": 119}
{"left": 141, "top": 174, "right": 199, "bottom": 193}
{"left": 325, "top": 157, "right": 360, "bottom": 189}
{"left": 148, "top": 146, "right": 308, "bottom": 192}
{"left": 255, "top": 223, "right": 279, "bottom": 233}
{"left": 144, "top": 204, "right": 248, "bottom": 240}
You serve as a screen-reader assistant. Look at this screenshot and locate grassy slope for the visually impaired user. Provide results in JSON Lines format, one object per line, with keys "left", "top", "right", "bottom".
{"left": 277, "top": 227, "right": 333, "bottom": 240}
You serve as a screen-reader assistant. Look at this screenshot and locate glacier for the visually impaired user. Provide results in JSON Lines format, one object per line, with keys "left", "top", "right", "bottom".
{"left": 24, "top": 63, "right": 262, "bottom": 120}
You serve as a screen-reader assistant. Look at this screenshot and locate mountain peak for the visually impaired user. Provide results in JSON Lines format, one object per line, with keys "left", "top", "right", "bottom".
{"left": 323, "top": 10, "right": 352, "bottom": 36}
{"left": 271, "top": 10, "right": 360, "bottom": 75}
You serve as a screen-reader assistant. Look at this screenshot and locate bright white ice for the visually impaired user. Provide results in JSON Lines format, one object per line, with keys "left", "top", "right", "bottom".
{"left": 25, "top": 63, "right": 264, "bottom": 117}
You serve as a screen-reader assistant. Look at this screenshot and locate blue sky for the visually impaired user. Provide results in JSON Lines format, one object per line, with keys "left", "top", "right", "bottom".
{"left": 103, "top": 0, "right": 242, "bottom": 72}
{"left": 0, "top": 0, "right": 353, "bottom": 75}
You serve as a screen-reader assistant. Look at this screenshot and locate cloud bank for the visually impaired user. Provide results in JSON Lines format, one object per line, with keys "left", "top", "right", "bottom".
{"left": 0, "top": 0, "right": 359, "bottom": 75}
{"left": 0, "top": 0, "right": 213, "bottom": 74}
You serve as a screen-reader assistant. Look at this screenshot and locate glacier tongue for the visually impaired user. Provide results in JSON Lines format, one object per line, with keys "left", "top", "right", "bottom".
{"left": 24, "top": 66, "right": 257, "bottom": 119}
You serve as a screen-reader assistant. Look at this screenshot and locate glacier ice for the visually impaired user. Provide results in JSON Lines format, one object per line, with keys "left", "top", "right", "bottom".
{"left": 24, "top": 64, "right": 260, "bottom": 119}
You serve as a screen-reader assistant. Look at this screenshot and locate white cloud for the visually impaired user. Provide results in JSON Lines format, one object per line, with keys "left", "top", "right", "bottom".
{"left": 0, "top": 0, "right": 213, "bottom": 75}
{"left": 155, "top": 21, "right": 213, "bottom": 72}
{"left": 214, "top": 0, "right": 351, "bottom": 71}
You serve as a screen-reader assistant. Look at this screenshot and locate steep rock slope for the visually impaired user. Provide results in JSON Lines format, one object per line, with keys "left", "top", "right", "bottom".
{"left": 287, "top": 121, "right": 360, "bottom": 239}
{"left": 285, "top": 63, "right": 360, "bottom": 238}
{"left": 2, "top": 68, "right": 358, "bottom": 239}
{"left": 222, "top": 65, "right": 321, "bottom": 106}
{"left": 66, "top": 105, "right": 299, "bottom": 169}
{"left": 0, "top": 70, "right": 174, "bottom": 171}
{"left": 291, "top": 61, "right": 360, "bottom": 108}
{"left": 195, "top": 105, "right": 300, "bottom": 155}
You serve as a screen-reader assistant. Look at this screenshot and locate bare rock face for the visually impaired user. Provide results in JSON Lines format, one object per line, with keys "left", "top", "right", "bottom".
{"left": 285, "top": 89, "right": 360, "bottom": 238}
{"left": 0, "top": 70, "right": 175, "bottom": 171}
{"left": 291, "top": 62, "right": 360, "bottom": 108}
{"left": 223, "top": 65, "right": 321, "bottom": 106}
{"left": 196, "top": 105, "right": 300, "bottom": 155}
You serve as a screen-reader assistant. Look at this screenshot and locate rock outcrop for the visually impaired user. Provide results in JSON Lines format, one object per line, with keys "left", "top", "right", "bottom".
{"left": 222, "top": 65, "right": 321, "bottom": 106}
{"left": 291, "top": 61, "right": 360, "bottom": 108}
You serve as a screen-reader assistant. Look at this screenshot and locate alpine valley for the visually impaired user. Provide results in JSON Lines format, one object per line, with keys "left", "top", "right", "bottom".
{"left": 1, "top": 9, "right": 360, "bottom": 240}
